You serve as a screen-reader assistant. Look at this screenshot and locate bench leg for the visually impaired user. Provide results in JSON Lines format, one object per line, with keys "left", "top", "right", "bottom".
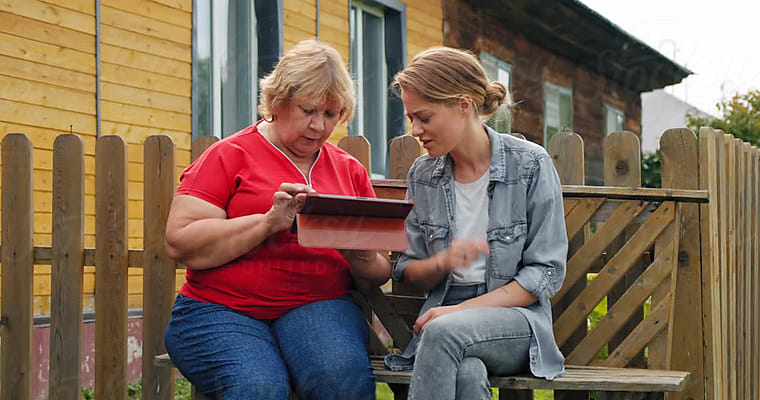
{"left": 597, "top": 392, "right": 663, "bottom": 400}
{"left": 555, "top": 390, "right": 590, "bottom": 400}
{"left": 388, "top": 383, "right": 409, "bottom": 400}
{"left": 498, "top": 389, "right": 533, "bottom": 400}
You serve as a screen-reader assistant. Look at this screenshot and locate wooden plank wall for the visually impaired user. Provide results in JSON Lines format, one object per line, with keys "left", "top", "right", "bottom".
{"left": 0, "top": 0, "right": 192, "bottom": 315}
{"left": 97, "top": 0, "right": 192, "bottom": 310}
{"left": 0, "top": 0, "right": 97, "bottom": 316}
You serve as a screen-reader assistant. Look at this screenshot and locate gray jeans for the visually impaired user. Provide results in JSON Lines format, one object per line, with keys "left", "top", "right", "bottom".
{"left": 408, "top": 284, "right": 531, "bottom": 400}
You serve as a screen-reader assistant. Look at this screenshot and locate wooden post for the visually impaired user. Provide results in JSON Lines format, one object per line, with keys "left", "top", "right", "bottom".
{"left": 338, "top": 135, "right": 371, "bottom": 174}
{"left": 389, "top": 135, "right": 421, "bottom": 180}
{"left": 191, "top": 135, "right": 220, "bottom": 161}
{"left": 603, "top": 131, "right": 645, "bottom": 368}
{"left": 753, "top": 146, "right": 760, "bottom": 400}
{"left": 95, "top": 135, "right": 129, "bottom": 400}
{"left": 1, "top": 134, "right": 34, "bottom": 400}
{"left": 49, "top": 134, "right": 85, "bottom": 400}
{"left": 659, "top": 128, "right": 704, "bottom": 399}
{"left": 142, "top": 136, "right": 177, "bottom": 400}
{"left": 549, "top": 130, "right": 588, "bottom": 400}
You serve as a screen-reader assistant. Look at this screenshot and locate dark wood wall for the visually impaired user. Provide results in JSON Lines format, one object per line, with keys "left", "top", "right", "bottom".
{"left": 444, "top": 0, "right": 642, "bottom": 185}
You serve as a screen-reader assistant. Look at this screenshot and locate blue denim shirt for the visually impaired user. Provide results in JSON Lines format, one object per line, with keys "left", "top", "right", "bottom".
{"left": 384, "top": 126, "right": 567, "bottom": 380}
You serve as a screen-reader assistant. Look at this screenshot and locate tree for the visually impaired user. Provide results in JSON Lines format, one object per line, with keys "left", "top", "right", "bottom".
{"left": 686, "top": 89, "right": 760, "bottom": 146}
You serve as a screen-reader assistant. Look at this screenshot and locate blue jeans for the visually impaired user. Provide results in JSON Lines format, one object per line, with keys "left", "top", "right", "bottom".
{"left": 164, "top": 294, "right": 376, "bottom": 399}
{"left": 408, "top": 284, "right": 531, "bottom": 400}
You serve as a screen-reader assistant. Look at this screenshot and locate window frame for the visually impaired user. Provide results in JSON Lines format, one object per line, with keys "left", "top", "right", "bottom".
{"left": 479, "top": 51, "right": 512, "bottom": 133}
{"left": 543, "top": 82, "right": 573, "bottom": 147}
{"left": 604, "top": 104, "right": 625, "bottom": 136}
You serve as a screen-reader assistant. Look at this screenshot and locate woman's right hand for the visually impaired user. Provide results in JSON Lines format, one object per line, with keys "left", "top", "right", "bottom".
{"left": 265, "top": 183, "right": 315, "bottom": 233}
{"left": 433, "top": 238, "right": 489, "bottom": 273}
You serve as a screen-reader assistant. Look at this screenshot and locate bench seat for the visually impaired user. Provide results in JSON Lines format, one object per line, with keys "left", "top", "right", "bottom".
{"left": 154, "top": 354, "right": 689, "bottom": 394}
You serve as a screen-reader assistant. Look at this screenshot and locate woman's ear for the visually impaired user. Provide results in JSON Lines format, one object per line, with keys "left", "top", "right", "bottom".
{"left": 458, "top": 95, "right": 473, "bottom": 114}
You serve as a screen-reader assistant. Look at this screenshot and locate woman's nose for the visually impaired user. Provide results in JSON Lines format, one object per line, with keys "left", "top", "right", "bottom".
{"left": 411, "top": 121, "right": 423, "bottom": 137}
{"left": 310, "top": 114, "right": 325, "bottom": 131}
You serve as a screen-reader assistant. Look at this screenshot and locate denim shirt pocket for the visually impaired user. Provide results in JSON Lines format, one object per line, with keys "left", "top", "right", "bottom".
{"left": 420, "top": 222, "right": 449, "bottom": 255}
{"left": 487, "top": 222, "right": 527, "bottom": 280}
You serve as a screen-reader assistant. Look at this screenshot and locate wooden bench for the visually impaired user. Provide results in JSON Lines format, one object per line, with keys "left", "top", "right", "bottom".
{"left": 153, "top": 132, "right": 705, "bottom": 399}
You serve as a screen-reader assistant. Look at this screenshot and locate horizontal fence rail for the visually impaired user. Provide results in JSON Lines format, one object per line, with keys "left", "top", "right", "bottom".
{"left": 0, "top": 128, "right": 758, "bottom": 400}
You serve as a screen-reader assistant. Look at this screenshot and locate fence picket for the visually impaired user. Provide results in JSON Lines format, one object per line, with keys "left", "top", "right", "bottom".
{"left": 95, "top": 135, "right": 129, "bottom": 400}
{"left": 659, "top": 128, "right": 704, "bottom": 399}
{"left": 1, "top": 134, "right": 34, "bottom": 400}
{"left": 142, "top": 136, "right": 177, "bottom": 400}
{"left": 49, "top": 134, "right": 85, "bottom": 400}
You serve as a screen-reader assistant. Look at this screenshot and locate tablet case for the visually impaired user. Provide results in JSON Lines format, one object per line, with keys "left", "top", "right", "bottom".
{"left": 296, "top": 193, "right": 413, "bottom": 251}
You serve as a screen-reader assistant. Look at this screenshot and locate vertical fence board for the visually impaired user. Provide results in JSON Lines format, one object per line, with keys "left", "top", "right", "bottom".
{"left": 191, "top": 136, "right": 220, "bottom": 161}
{"left": 660, "top": 128, "right": 704, "bottom": 399}
{"left": 753, "top": 147, "right": 760, "bottom": 400}
{"left": 49, "top": 134, "right": 85, "bottom": 400}
{"left": 698, "top": 127, "right": 720, "bottom": 400}
{"left": 337, "top": 135, "right": 371, "bottom": 174}
{"left": 603, "top": 131, "right": 646, "bottom": 368}
{"left": 143, "top": 136, "right": 177, "bottom": 400}
{"left": 95, "top": 136, "right": 129, "bottom": 400}
{"left": 717, "top": 131, "right": 731, "bottom": 400}
{"left": 549, "top": 131, "right": 588, "bottom": 400}
{"left": 389, "top": 135, "right": 421, "bottom": 180}
{"left": 741, "top": 143, "right": 751, "bottom": 400}
{"left": 1, "top": 134, "right": 34, "bottom": 400}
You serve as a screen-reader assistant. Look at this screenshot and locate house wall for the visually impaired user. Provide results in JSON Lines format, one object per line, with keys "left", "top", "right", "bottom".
{"left": 283, "top": 0, "right": 443, "bottom": 143}
{"left": 1, "top": 0, "right": 442, "bottom": 316}
{"left": 0, "top": 0, "right": 191, "bottom": 315}
{"left": 443, "top": 0, "right": 642, "bottom": 185}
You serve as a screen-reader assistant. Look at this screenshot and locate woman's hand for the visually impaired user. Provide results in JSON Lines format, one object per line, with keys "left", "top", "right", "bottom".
{"left": 413, "top": 305, "right": 462, "bottom": 335}
{"left": 265, "top": 183, "right": 314, "bottom": 233}
{"left": 434, "top": 238, "right": 489, "bottom": 273}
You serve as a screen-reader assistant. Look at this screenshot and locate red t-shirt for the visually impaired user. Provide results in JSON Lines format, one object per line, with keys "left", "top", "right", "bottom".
{"left": 176, "top": 121, "right": 375, "bottom": 319}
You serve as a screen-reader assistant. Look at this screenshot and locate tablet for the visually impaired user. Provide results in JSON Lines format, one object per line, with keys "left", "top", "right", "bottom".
{"left": 295, "top": 193, "right": 413, "bottom": 251}
{"left": 299, "top": 193, "right": 413, "bottom": 219}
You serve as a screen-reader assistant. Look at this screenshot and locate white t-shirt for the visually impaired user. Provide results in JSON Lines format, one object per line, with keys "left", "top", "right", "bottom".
{"left": 451, "top": 170, "right": 490, "bottom": 285}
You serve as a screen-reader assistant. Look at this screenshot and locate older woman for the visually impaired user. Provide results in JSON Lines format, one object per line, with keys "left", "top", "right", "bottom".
{"left": 384, "top": 47, "right": 567, "bottom": 400}
{"left": 163, "top": 39, "right": 389, "bottom": 400}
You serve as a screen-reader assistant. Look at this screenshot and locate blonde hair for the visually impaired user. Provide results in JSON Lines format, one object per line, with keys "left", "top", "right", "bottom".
{"left": 258, "top": 39, "right": 355, "bottom": 124}
{"left": 392, "top": 46, "right": 511, "bottom": 117}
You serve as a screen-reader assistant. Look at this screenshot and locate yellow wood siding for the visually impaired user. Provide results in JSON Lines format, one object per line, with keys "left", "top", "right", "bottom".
{"left": 0, "top": 0, "right": 192, "bottom": 315}
{"left": 1, "top": 0, "right": 442, "bottom": 316}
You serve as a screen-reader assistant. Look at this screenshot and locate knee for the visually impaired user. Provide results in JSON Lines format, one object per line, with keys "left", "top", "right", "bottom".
{"left": 298, "top": 354, "right": 375, "bottom": 399}
{"left": 419, "top": 316, "right": 462, "bottom": 348}
{"left": 457, "top": 357, "right": 488, "bottom": 382}
{"left": 213, "top": 368, "right": 290, "bottom": 400}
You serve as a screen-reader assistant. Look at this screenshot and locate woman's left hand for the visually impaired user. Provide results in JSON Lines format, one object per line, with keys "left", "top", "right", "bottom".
{"left": 414, "top": 305, "right": 463, "bottom": 335}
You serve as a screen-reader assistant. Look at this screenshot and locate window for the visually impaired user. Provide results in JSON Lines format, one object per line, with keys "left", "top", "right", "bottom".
{"left": 605, "top": 105, "right": 625, "bottom": 136}
{"left": 480, "top": 52, "right": 511, "bottom": 134}
{"left": 193, "top": 1, "right": 282, "bottom": 138}
{"left": 349, "top": 1, "right": 406, "bottom": 177}
{"left": 543, "top": 82, "right": 572, "bottom": 147}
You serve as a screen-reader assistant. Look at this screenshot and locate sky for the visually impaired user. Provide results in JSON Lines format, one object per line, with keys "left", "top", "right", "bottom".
{"left": 581, "top": 0, "right": 760, "bottom": 117}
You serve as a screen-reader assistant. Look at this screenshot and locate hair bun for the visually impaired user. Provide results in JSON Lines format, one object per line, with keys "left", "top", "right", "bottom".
{"left": 481, "top": 81, "right": 509, "bottom": 116}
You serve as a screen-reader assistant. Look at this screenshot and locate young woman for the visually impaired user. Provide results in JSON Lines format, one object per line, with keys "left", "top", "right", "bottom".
{"left": 384, "top": 47, "right": 568, "bottom": 400}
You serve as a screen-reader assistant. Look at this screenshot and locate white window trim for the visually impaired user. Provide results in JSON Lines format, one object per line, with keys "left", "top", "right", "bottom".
{"left": 543, "top": 82, "right": 572, "bottom": 146}
{"left": 604, "top": 104, "right": 625, "bottom": 136}
{"left": 479, "top": 51, "right": 512, "bottom": 132}
{"left": 351, "top": 2, "right": 387, "bottom": 178}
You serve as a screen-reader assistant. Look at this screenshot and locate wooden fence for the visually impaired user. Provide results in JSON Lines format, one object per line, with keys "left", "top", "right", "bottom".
{"left": 0, "top": 127, "right": 758, "bottom": 400}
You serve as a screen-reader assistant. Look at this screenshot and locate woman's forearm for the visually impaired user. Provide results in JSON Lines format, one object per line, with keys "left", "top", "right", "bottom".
{"left": 341, "top": 250, "right": 391, "bottom": 286}
{"left": 459, "top": 280, "right": 537, "bottom": 309}
{"left": 165, "top": 213, "right": 274, "bottom": 269}
{"left": 402, "top": 253, "right": 449, "bottom": 291}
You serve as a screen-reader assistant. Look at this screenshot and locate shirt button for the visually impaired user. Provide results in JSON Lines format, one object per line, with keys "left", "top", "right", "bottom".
{"left": 547, "top": 270, "right": 553, "bottom": 276}
{"left": 505, "top": 235, "right": 511, "bottom": 241}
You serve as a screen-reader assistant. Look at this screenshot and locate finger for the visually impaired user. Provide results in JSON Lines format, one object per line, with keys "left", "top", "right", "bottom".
{"left": 279, "top": 183, "right": 313, "bottom": 195}
{"left": 273, "top": 191, "right": 294, "bottom": 203}
{"left": 293, "top": 192, "right": 309, "bottom": 212}
{"left": 414, "top": 312, "right": 432, "bottom": 335}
